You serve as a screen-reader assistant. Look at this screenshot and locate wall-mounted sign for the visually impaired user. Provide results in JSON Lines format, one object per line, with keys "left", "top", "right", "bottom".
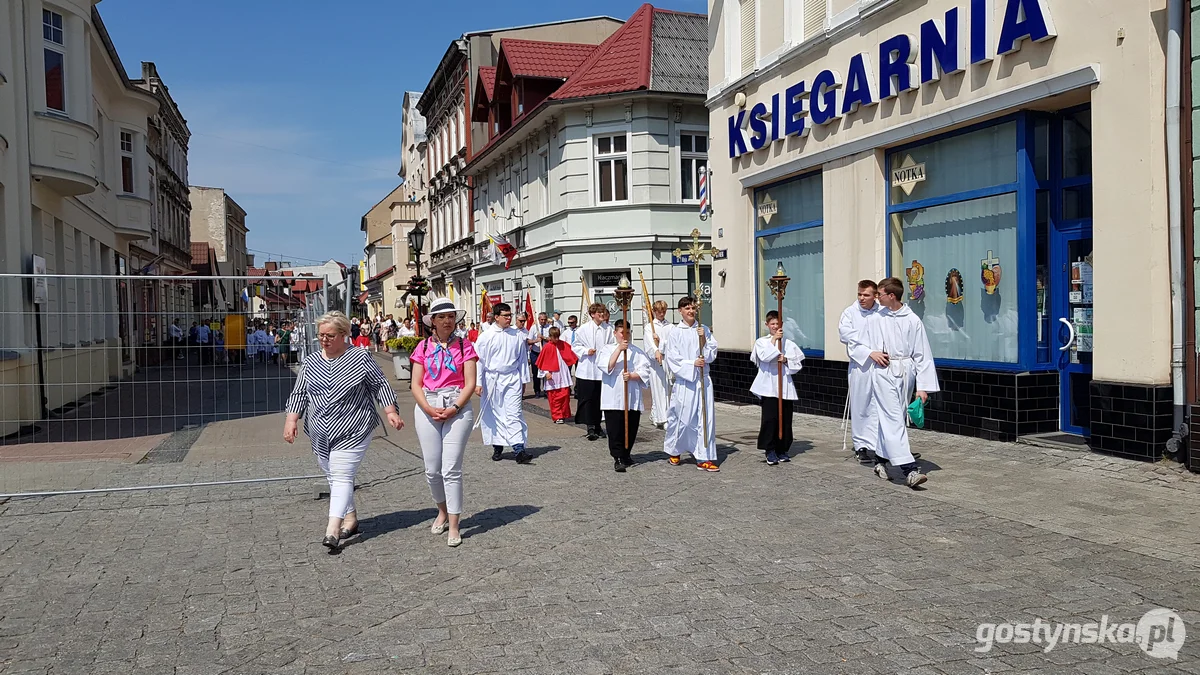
{"left": 727, "top": 0, "right": 1057, "bottom": 158}
{"left": 672, "top": 249, "right": 727, "bottom": 266}
{"left": 30, "top": 255, "right": 46, "bottom": 305}
{"left": 592, "top": 272, "right": 626, "bottom": 288}
{"left": 891, "top": 157, "right": 927, "bottom": 195}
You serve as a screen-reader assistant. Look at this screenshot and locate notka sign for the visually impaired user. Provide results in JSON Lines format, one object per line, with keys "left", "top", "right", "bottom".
{"left": 728, "top": 0, "right": 1057, "bottom": 159}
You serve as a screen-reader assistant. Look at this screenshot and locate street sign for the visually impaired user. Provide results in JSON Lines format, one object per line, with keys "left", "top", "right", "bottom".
{"left": 31, "top": 255, "right": 46, "bottom": 305}
{"left": 672, "top": 249, "right": 726, "bottom": 266}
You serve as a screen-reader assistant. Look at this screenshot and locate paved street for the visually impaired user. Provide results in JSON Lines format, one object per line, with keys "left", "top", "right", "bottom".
{"left": 4, "top": 363, "right": 1200, "bottom": 674}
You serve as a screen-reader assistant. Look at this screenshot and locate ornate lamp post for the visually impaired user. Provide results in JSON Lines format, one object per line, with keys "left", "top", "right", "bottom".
{"left": 614, "top": 275, "right": 636, "bottom": 451}
{"left": 408, "top": 226, "right": 426, "bottom": 337}
{"left": 767, "top": 262, "right": 791, "bottom": 439}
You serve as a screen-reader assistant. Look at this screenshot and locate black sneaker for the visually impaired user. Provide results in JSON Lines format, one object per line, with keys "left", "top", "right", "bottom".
{"left": 596, "top": 428, "right": 607, "bottom": 439}
{"left": 613, "top": 459, "right": 626, "bottom": 473}
{"left": 620, "top": 456, "right": 634, "bottom": 467}
{"left": 587, "top": 431, "right": 599, "bottom": 441}
{"left": 491, "top": 447, "right": 503, "bottom": 461}
{"left": 778, "top": 453, "right": 791, "bottom": 462}
{"left": 515, "top": 451, "right": 533, "bottom": 464}
{"left": 912, "top": 452, "right": 922, "bottom": 461}
{"left": 854, "top": 448, "right": 869, "bottom": 463}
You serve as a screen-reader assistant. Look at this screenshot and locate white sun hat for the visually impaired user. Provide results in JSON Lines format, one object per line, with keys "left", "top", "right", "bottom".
{"left": 423, "top": 297, "right": 466, "bottom": 327}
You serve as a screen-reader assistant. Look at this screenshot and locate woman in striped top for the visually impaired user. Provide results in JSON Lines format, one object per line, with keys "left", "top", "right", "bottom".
{"left": 284, "top": 311, "right": 403, "bottom": 551}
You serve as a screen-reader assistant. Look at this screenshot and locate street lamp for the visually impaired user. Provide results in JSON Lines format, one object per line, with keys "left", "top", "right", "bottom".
{"left": 408, "top": 226, "right": 426, "bottom": 336}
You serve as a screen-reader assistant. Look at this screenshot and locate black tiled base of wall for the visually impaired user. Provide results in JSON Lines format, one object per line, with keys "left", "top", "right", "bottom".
{"left": 1089, "top": 382, "right": 1173, "bottom": 462}
{"left": 713, "top": 353, "right": 1174, "bottom": 461}
{"left": 1189, "top": 404, "right": 1200, "bottom": 472}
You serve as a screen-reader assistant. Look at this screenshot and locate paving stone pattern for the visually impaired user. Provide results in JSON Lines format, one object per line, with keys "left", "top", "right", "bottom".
{"left": 3, "top": 393, "right": 1200, "bottom": 673}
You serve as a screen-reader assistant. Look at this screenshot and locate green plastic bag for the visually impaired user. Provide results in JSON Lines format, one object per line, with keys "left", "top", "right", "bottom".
{"left": 907, "top": 397, "right": 926, "bottom": 429}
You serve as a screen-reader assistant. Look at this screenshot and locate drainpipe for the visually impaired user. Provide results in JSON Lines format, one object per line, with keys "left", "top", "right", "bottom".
{"left": 1166, "top": 0, "right": 1188, "bottom": 459}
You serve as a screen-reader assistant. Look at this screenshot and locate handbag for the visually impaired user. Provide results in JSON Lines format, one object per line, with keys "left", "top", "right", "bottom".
{"left": 907, "top": 397, "right": 925, "bottom": 429}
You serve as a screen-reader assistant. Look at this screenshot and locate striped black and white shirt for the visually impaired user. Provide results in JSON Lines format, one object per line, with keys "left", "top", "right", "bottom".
{"left": 285, "top": 347, "right": 398, "bottom": 460}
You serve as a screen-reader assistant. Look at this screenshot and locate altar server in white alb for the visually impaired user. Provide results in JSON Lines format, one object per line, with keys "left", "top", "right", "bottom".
{"left": 839, "top": 280, "right": 881, "bottom": 464}
{"left": 642, "top": 300, "right": 675, "bottom": 429}
{"left": 750, "top": 310, "right": 805, "bottom": 466}
{"left": 863, "top": 277, "right": 938, "bottom": 489}
{"left": 598, "top": 320, "right": 652, "bottom": 473}
{"left": 572, "top": 303, "right": 615, "bottom": 441}
{"left": 475, "top": 303, "right": 532, "bottom": 464}
{"left": 663, "top": 296, "right": 719, "bottom": 471}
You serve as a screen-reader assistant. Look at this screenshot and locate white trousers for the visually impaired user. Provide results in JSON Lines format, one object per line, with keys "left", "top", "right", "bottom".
{"left": 848, "top": 363, "right": 877, "bottom": 452}
{"left": 648, "top": 361, "right": 671, "bottom": 425}
{"left": 316, "top": 439, "right": 369, "bottom": 519}
{"left": 870, "top": 364, "right": 916, "bottom": 466}
{"left": 414, "top": 401, "right": 475, "bottom": 515}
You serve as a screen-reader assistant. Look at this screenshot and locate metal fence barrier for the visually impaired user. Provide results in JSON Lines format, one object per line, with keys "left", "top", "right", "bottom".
{"left": 0, "top": 272, "right": 357, "bottom": 498}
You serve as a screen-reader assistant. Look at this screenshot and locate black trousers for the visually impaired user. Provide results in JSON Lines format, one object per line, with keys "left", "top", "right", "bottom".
{"left": 529, "top": 351, "right": 542, "bottom": 395}
{"left": 574, "top": 379, "right": 602, "bottom": 427}
{"left": 604, "top": 410, "right": 641, "bottom": 461}
{"left": 757, "top": 397, "right": 794, "bottom": 455}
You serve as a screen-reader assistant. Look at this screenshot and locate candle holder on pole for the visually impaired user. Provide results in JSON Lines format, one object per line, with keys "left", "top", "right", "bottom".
{"left": 767, "top": 262, "right": 791, "bottom": 440}
{"left": 614, "top": 275, "right": 636, "bottom": 452}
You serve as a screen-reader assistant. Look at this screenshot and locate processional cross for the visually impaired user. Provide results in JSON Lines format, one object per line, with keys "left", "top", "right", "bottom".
{"left": 673, "top": 228, "right": 721, "bottom": 449}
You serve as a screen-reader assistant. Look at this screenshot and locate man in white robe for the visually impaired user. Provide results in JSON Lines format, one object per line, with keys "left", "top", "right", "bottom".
{"left": 750, "top": 310, "right": 805, "bottom": 465}
{"left": 475, "top": 303, "right": 532, "bottom": 464}
{"left": 663, "top": 296, "right": 719, "bottom": 471}
{"left": 839, "top": 280, "right": 881, "bottom": 464}
{"left": 572, "top": 304, "right": 614, "bottom": 441}
{"left": 598, "top": 320, "right": 652, "bottom": 473}
{"left": 862, "top": 277, "right": 938, "bottom": 489}
{"left": 642, "top": 301, "right": 675, "bottom": 429}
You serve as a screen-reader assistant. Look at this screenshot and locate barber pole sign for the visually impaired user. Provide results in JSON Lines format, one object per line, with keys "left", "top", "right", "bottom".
{"left": 698, "top": 166, "right": 709, "bottom": 220}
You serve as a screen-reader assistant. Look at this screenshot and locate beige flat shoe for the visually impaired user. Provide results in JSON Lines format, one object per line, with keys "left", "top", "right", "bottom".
{"left": 431, "top": 520, "right": 448, "bottom": 534}
{"left": 447, "top": 535, "right": 462, "bottom": 547}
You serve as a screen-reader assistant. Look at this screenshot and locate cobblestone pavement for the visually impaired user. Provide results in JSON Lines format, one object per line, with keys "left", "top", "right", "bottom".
{"left": 3, "top": 389, "right": 1200, "bottom": 673}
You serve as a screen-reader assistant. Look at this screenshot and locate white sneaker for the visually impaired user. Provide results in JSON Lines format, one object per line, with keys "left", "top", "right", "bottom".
{"left": 873, "top": 464, "right": 889, "bottom": 480}
{"left": 906, "top": 472, "right": 928, "bottom": 489}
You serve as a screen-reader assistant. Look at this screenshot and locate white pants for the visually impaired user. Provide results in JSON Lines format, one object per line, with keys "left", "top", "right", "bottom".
{"left": 414, "top": 401, "right": 475, "bottom": 515}
{"left": 848, "top": 363, "right": 877, "bottom": 452}
{"left": 316, "top": 439, "right": 369, "bottom": 519}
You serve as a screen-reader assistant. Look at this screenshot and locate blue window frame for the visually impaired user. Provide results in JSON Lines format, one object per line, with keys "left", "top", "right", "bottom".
{"left": 754, "top": 171, "right": 824, "bottom": 353}
{"left": 886, "top": 114, "right": 1041, "bottom": 372}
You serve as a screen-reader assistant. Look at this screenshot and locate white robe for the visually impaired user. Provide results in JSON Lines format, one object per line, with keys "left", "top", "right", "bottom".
{"left": 663, "top": 321, "right": 718, "bottom": 461}
{"left": 749, "top": 337, "right": 804, "bottom": 400}
{"left": 598, "top": 343, "right": 652, "bottom": 412}
{"left": 474, "top": 324, "right": 530, "bottom": 447}
{"left": 571, "top": 320, "right": 614, "bottom": 382}
{"left": 839, "top": 302, "right": 880, "bottom": 452}
{"left": 642, "top": 319, "right": 675, "bottom": 425}
{"left": 862, "top": 304, "right": 939, "bottom": 466}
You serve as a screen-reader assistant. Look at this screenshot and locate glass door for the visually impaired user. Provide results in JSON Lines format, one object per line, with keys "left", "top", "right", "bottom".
{"left": 1053, "top": 232, "right": 1093, "bottom": 435}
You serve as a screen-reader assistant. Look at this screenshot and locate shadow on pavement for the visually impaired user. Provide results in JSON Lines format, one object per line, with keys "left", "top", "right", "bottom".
{"left": 460, "top": 505, "right": 540, "bottom": 540}
{"left": 524, "top": 445, "right": 560, "bottom": 460}
{"left": 356, "top": 507, "right": 440, "bottom": 543}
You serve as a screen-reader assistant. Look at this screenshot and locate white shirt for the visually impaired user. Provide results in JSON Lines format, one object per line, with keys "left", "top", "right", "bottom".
{"left": 571, "top": 320, "right": 615, "bottom": 381}
{"left": 561, "top": 326, "right": 578, "bottom": 346}
{"left": 838, "top": 301, "right": 878, "bottom": 367}
{"left": 529, "top": 323, "right": 552, "bottom": 353}
{"left": 597, "top": 342, "right": 652, "bottom": 411}
{"left": 749, "top": 336, "right": 805, "bottom": 400}
{"left": 170, "top": 324, "right": 184, "bottom": 339}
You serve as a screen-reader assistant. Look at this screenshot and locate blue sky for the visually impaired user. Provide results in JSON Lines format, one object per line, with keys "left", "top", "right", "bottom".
{"left": 100, "top": 0, "right": 707, "bottom": 270}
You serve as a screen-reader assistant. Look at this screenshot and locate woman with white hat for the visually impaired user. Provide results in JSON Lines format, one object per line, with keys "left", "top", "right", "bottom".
{"left": 409, "top": 298, "right": 478, "bottom": 547}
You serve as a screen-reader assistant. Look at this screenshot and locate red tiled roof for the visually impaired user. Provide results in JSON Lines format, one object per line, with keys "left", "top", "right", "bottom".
{"left": 190, "top": 242, "right": 210, "bottom": 265}
{"left": 364, "top": 265, "right": 396, "bottom": 285}
{"left": 499, "top": 39, "right": 597, "bottom": 80}
{"left": 552, "top": 4, "right": 654, "bottom": 100}
{"left": 478, "top": 66, "right": 497, "bottom": 100}
{"left": 247, "top": 267, "right": 266, "bottom": 277}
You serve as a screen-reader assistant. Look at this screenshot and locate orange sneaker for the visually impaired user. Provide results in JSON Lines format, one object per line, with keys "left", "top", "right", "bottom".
{"left": 668, "top": 456, "right": 681, "bottom": 466}
{"left": 697, "top": 461, "right": 720, "bottom": 472}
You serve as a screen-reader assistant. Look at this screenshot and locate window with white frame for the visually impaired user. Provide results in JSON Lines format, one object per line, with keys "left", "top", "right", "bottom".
{"left": 120, "top": 130, "right": 134, "bottom": 194}
{"left": 680, "top": 132, "right": 708, "bottom": 201}
{"left": 94, "top": 109, "right": 106, "bottom": 186}
{"left": 43, "top": 9, "right": 66, "bottom": 112}
{"left": 594, "top": 134, "right": 628, "bottom": 203}
{"left": 739, "top": 0, "right": 757, "bottom": 74}
{"left": 539, "top": 149, "right": 550, "bottom": 216}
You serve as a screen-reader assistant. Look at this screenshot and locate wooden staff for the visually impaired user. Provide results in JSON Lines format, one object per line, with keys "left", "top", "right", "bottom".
{"left": 767, "top": 263, "right": 791, "bottom": 440}
{"left": 614, "top": 277, "right": 635, "bottom": 453}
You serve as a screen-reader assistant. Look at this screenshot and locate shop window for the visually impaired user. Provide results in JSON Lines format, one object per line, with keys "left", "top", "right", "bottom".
{"left": 889, "top": 193, "right": 1019, "bottom": 363}
{"left": 1062, "top": 109, "right": 1091, "bottom": 178}
{"left": 889, "top": 122, "right": 1017, "bottom": 205}
{"left": 755, "top": 171, "right": 823, "bottom": 351}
